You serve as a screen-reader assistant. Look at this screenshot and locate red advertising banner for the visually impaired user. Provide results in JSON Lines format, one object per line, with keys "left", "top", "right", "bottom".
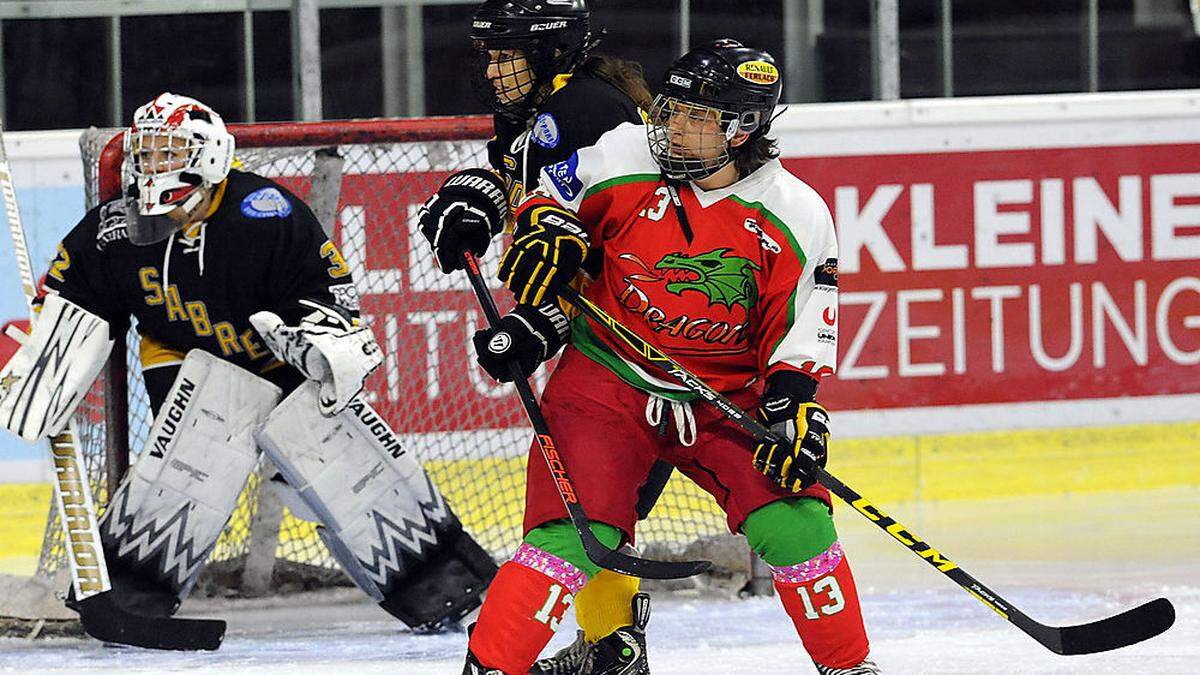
{"left": 785, "top": 143, "right": 1200, "bottom": 410}
{"left": 283, "top": 142, "right": 1200, "bottom": 434}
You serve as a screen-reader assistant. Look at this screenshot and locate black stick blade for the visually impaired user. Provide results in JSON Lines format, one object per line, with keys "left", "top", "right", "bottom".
{"left": 1029, "top": 597, "right": 1175, "bottom": 655}
{"left": 76, "top": 592, "right": 226, "bottom": 651}
{"left": 579, "top": 527, "right": 712, "bottom": 580}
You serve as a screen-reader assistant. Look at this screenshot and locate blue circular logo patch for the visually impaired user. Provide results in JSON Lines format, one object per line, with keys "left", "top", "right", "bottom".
{"left": 531, "top": 113, "right": 561, "bottom": 149}
{"left": 241, "top": 187, "right": 293, "bottom": 219}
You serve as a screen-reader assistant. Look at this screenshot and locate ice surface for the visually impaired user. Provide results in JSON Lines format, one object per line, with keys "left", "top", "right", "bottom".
{"left": 2, "top": 488, "right": 1195, "bottom": 674}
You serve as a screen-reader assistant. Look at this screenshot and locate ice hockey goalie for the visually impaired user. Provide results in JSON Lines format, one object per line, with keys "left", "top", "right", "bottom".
{"left": 0, "top": 92, "right": 496, "bottom": 633}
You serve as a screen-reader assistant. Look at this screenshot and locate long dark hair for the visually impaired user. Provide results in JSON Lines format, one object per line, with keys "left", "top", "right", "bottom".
{"left": 579, "top": 53, "right": 654, "bottom": 110}
{"left": 734, "top": 133, "right": 779, "bottom": 177}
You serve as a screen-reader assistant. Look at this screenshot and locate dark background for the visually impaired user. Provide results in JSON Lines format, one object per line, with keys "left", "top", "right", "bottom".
{"left": 3, "top": 0, "right": 1197, "bottom": 129}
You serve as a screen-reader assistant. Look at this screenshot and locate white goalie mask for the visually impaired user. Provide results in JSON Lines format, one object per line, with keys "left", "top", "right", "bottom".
{"left": 122, "top": 93, "right": 235, "bottom": 245}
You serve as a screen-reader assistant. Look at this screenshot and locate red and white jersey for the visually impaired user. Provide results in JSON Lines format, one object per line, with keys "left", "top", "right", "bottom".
{"left": 528, "top": 123, "right": 838, "bottom": 397}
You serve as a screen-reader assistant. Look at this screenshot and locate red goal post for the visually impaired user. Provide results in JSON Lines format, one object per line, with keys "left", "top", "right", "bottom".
{"left": 37, "top": 116, "right": 730, "bottom": 594}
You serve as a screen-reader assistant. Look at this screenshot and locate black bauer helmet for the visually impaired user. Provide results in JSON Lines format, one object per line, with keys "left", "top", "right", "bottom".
{"left": 470, "top": 0, "right": 594, "bottom": 120}
{"left": 648, "top": 39, "right": 783, "bottom": 181}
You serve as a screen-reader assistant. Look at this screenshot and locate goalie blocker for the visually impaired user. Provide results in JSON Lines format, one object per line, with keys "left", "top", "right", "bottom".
{"left": 0, "top": 294, "right": 113, "bottom": 441}
{"left": 256, "top": 382, "right": 497, "bottom": 630}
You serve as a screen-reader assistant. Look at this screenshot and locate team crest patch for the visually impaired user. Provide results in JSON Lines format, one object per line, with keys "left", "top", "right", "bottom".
{"left": 531, "top": 112, "right": 561, "bottom": 149}
{"left": 545, "top": 153, "right": 583, "bottom": 201}
{"left": 241, "top": 187, "right": 293, "bottom": 219}
{"left": 655, "top": 248, "right": 761, "bottom": 310}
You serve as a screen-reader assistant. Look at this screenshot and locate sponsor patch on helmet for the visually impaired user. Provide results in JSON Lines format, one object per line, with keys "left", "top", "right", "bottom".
{"left": 531, "top": 113, "right": 561, "bottom": 149}
{"left": 736, "top": 60, "right": 779, "bottom": 85}
{"left": 241, "top": 187, "right": 293, "bottom": 219}
{"left": 545, "top": 153, "right": 583, "bottom": 201}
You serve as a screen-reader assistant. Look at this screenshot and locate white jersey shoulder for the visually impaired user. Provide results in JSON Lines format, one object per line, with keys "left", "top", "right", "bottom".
{"left": 717, "top": 159, "right": 836, "bottom": 265}
{"left": 538, "top": 122, "right": 658, "bottom": 212}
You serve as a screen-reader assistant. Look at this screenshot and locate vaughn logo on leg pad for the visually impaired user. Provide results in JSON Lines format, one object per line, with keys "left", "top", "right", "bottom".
{"left": 150, "top": 377, "right": 197, "bottom": 458}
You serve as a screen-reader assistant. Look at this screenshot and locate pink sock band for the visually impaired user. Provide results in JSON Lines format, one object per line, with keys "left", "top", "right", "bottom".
{"left": 771, "top": 540, "right": 845, "bottom": 585}
{"left": 511, "top": 542, "right": 589, "bottom": 594}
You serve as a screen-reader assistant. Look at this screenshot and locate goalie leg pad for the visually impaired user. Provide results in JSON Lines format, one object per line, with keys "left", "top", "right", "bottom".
{"left": 99, "top": 350, "right": 281, "bottom": 612}
{"left": 255, "top": 382, "right": 498, "bottom": 629}
{"left": 0, "top": 294, "right": 113, "bottom": 441}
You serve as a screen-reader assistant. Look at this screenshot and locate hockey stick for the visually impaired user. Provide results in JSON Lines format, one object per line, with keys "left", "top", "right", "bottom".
{"left": 0, "top": 124, "right": 224, "bottom": 650}
{"left": 558, "top": 286, "right": 1175, "bottom": 655}
{"left": 462, "top": 252, "right": 710, "bottom": 580}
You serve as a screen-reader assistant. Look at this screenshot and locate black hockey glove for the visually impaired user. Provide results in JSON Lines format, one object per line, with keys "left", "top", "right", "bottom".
{"left": 418, "top": 168, "right": 508, "bottom": 273}
{"left": 473, "top": 302, "right": 570, "bottom": 382}
{"left": 752, "top": 371, "right": 828, "bottom": 492}
{"left": 498, "top": 204, "right": 589, "bottom": 305}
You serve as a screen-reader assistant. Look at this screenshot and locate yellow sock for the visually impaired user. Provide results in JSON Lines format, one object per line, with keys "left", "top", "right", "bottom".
{"left": 574, "top": 569, "right": 640, "bottom": 642}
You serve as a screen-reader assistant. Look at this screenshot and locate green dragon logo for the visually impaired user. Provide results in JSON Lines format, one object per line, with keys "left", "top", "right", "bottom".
{"left": 655, "top": 248, "right": 761, "bottom": 310}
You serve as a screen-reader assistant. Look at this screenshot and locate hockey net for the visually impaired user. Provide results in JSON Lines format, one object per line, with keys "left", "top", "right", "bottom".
{"left": 29, "top": 117, "right": 731, "bottom": 597}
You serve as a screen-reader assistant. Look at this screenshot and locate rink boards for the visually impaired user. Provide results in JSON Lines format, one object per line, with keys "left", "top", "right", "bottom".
{"left": 3, "top": 418, "right": 1197, "bottom": 574}
{"left": 2, "top": 90, "right": 1199, "bottom": 572}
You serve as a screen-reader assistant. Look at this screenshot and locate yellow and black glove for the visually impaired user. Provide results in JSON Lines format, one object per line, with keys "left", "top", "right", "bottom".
{"left": 752, "top": 371, "right": 829, "bottom": 492}
{"left": 498, "top": 204, "right": 589, "bottom": 305}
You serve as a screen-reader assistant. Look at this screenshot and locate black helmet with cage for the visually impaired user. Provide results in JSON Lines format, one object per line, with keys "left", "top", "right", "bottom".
{"left": 648, "top": 39, "right": 783, "bottom": 181}
{"left": 470, "top": 0, "right": 595, "bottom": 120}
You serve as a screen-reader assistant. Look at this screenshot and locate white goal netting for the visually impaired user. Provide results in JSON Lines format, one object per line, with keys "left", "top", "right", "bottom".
{"left": 28, "top": 117, "right": 733, "bottom": 598}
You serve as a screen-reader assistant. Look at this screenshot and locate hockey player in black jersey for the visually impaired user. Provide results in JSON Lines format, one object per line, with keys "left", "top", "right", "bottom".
{"left": 417, "top": 1, "right": 664, "bottom": 672}
{"left": 0, "top": 93, "right": 495, "bottom": 643}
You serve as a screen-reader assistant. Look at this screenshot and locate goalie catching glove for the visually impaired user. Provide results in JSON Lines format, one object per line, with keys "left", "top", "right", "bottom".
{"left": 498, "top": 204, "right": 590, "bottom": 305}
{"left": 249, "top": 307, "right": 382, "bottom": 416}
{"left": 473, "top": 302, "right": 570, "bottom": 382}
{"left": 418, "top": 168, "right": 508, "bottom": 273}
{"left": 752, "top": 371, "right": 829, "bottom": 492}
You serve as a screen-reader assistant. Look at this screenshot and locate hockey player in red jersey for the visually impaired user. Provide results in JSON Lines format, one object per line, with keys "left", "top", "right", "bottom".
{"left": 462, "top": 40, "right": 881, "bottom": 674}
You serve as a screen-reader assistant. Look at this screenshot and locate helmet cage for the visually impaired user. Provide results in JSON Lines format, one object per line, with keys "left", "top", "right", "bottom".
{"left": 469, "top": 2, "right": 593, "bottom": 120}
{"left": 647, "top": 94, "right": 746, "bottom": 182}
{"left": 122, "top": 94, "right": 234, "bottom": 217}
{"left": 471, "top": 42, "right": 545, "bottom": 120}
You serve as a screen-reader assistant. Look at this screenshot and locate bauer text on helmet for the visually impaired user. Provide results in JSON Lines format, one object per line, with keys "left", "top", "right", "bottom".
{"left": 469, "top": 0, "right": 594, "bottom": 119}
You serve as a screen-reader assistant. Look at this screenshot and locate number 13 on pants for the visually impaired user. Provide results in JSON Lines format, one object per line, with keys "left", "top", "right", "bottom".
{"left": 797, "top": 575, "right": 846, "bottom": 619}
{"left": 533, "top": 583, "right": 575, "bottom": 631}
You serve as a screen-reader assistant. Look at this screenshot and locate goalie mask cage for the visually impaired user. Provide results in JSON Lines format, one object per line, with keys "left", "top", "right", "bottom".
{"left": 31, "top": 117, "right": 732, "bottom": 596}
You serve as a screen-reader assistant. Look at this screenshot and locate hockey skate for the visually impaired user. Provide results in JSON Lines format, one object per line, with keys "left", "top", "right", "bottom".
{"left": 462, "top": 650, "right": 504, "bottom": 675}
{"left": 532, "top": 592, "right": 651, "bottom": 675}
{"left": 531, "top": 629, "right": 590, "bottom": 674}
{"left": 814, "top": 657, "right": 882, "bottom": 674}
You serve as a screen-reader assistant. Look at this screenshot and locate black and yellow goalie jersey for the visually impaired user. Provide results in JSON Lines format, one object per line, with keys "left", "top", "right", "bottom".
{"left": 41, "top": 169, "right": 359, "bottom": 401}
